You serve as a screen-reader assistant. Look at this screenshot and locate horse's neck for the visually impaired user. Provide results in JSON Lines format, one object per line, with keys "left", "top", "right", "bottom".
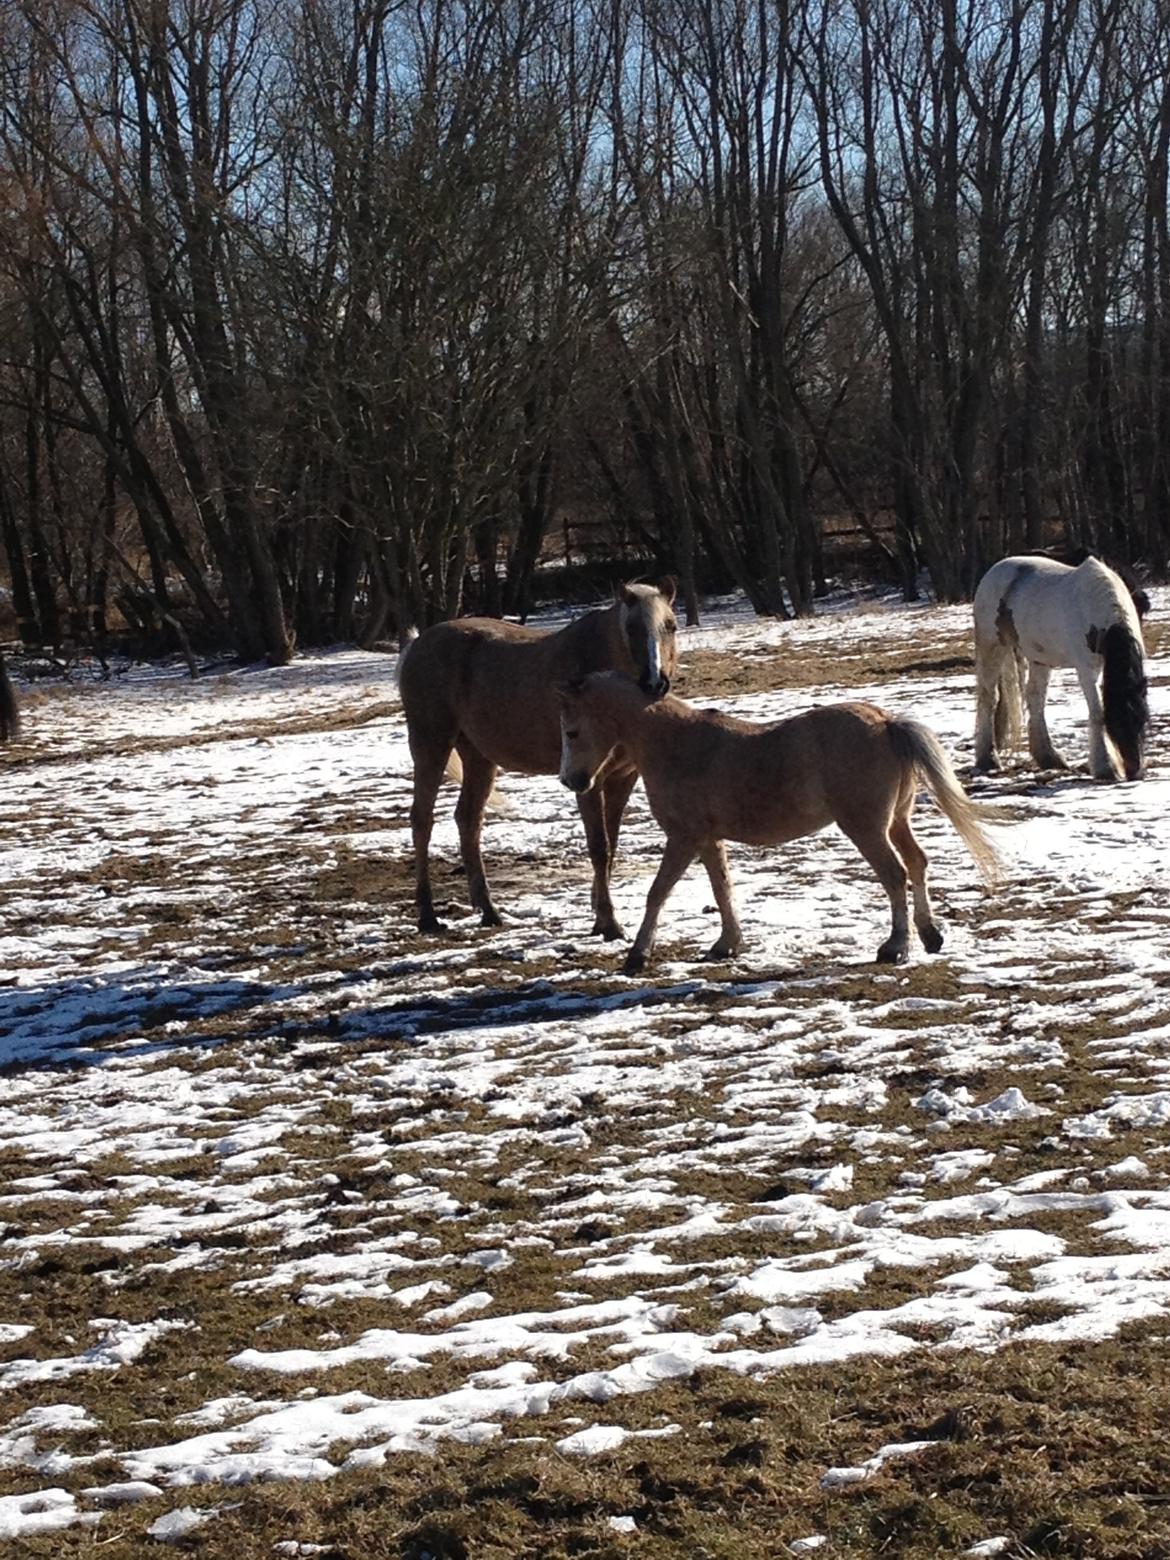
{"left": 1076, "top": 563, "right": 1138, "bottom": 637}
{"left": 597, "top": 686, "right": 670, "bottom": 760}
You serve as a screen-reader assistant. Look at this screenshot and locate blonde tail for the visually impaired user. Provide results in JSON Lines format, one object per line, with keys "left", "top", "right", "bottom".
{"left": 889, "top": 719, "right": 1001, "bottom": 884}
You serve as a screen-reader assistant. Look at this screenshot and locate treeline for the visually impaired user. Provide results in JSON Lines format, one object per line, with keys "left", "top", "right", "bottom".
{"left": 1, "top": 0, "right": 1167, "bottom": 662}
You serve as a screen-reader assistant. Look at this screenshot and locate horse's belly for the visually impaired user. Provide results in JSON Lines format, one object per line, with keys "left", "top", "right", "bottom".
{"left": 459, "top": 710, "right": 560, "bottom": 776}
{"left": 708, "top": 792, "right": 832, "bottom": 848}
{"left": 1017, "top": 629, "right": 1074, "bottom": 669}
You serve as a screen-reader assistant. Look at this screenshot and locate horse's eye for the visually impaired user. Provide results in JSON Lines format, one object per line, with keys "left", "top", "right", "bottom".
{"left": 666, "top": 621, "right": 677, "bottom": 634}
{"left": 565, "top": 728, "right": 579, "bottom": 740}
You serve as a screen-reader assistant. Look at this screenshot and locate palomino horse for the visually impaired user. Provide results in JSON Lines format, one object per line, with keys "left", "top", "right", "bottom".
{"left": 0, "top": 652, "right": 18, "bottom": 743}
{"left": 399, "top": 582, "right": 678, "bottom": 935}
{"left": 559, "top": 673, "right": 998, "bottom": 975}
{"left": 973, "top": 554, "right": 1148, "bottom": 781}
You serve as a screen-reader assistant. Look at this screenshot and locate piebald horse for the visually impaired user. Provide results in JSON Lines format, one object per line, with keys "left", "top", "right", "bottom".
{"left": 973, "top": 555, "right": 1148, "bottom": 781}
{"left": 559, "top": 673, "right": 998, "bottom": 975}
{"left": 0, "top": 652, "right": 18, "bottom": 743}
{"left": 399, "top": 582, "right": 678, "bottom": 935}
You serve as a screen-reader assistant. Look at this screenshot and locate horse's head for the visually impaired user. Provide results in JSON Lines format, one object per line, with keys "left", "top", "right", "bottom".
{"left": 558, "top": 677, "right": 602, "bottom": 794}
{"left": 1098, "top": 621, "right": 1149, "bottom": 781}
{"left": 616, "top": 578, "right": 678, "bottom": 698}
{"left": 557, "top": 674, "right": 630, "bottom": 794}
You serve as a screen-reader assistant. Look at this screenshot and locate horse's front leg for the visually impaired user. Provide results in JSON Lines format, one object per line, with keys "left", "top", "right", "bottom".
{"left": 578, "top": 786, "right": 624, "bottom": 939}
{"left": 624, "top": 835, "right": 696, "bottom": 976}
{"left": 699, "top": 841, "right": 743, "bottom": 960}
{"left": 1023, "top": 662, "right": 1067, "bottom": 772}
{"left": 1074, "top": 661, "right": 1119, "bottom": 780}
{"left": 455, "top": 743, "right": 504, "bottom": 926}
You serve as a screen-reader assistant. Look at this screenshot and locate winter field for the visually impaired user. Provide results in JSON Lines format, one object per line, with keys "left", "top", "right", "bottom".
{"left": 1, "top": 588, "right": 1169, "bottom": 1558}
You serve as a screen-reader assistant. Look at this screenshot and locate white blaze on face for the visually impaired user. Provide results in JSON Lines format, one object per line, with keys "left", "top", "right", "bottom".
{"left": 627, "top": 596, "right": 661, "bottom": 689}
{"left": 645, "top": 623, "right": 661, "bottom": 690}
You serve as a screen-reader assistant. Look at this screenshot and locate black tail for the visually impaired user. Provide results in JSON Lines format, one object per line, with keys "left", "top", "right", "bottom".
{"left": 1101, "top": 622, "right": 1148, "bottom": 779}
{"left": 0, "top": 651, "right": 19, "bottom": 743}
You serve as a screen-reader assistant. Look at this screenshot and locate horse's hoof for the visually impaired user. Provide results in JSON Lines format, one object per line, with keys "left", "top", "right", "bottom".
{"left": 920, "top": 926, "right": 944, "bottom": 954}
{"left": 418, "top": 914, "right": 446, "bottom": 935}
{"left": 479, "top": 908, "right": 504, "bottom": 928}
{"left": 876, "top": 940, "right": 907, "bottom": 964}
{"left": 623, "top": 950, "right": 648, "bottom": 976}
{"left": 973, "top": 756, "right": 999, "bottom": 775}
{"left": 593, "top": 917, "right": 626, "bottom": 941}
{"left": 705, "top": 941, "right": 742, "bottom": 961}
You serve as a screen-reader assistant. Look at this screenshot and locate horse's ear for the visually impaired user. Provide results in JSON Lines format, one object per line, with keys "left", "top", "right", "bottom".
{"left": 615, "top": 582, "right": 637, "bottom": 607}
{"left": 657, "top": 575, "right": 677, "bottom": 606}
{"left": 557, "top": 675, "right": 587, "bottom": 700}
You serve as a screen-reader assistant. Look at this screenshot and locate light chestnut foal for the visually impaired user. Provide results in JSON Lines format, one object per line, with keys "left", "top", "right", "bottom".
{"left": 559, "top": 674, "right": 998, "bottom": 975}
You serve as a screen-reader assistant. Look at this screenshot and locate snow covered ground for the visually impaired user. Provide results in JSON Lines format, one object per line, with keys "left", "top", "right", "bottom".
{"left": 0, "top": 587, "right": 1168, "bottom": 1551}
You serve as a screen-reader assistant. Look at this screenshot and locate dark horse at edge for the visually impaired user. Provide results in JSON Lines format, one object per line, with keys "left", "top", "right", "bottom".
{"left": 0, "top": 652, "right": 18, "bottom": 743}
{"left": 398, "top": 581, "right": 679, "bottom": 938}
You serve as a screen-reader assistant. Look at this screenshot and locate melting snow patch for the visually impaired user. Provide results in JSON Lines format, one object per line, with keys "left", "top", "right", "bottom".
{"left": 916, "top": 1087, "right": 1049, "bottom": 1125}
{"left": 0, "top": 1318, "right": 190, "bottom": 1390}
{"left": 608, "top": 1514, "right": 638, "bottom": 1534}
{"left": 148, "top": 1506, "right": 216, "bottom": 1541}
{"left": 83, "top": 1481, "right": 165, "bottom": 1506}
{"left": 0, "top": 1488, "right": 101, "bottom": 1539}
{"left": 556, "top": 1423, "right": 682, "bottom": 1456}
{"left": 821, "top": 1438, "right": 938, "bottom": 1488}
{"left": 789, "top": 1540, "right": 828, "bottom": 1555}
{"left": 0, "top": 1403, "right": 99, "bottom": 1473}
{"left": 1065, "top": 1091, "right": 1170, "bottom": 1140}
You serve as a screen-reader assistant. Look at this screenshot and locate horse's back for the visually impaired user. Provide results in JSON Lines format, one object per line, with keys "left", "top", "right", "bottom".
{"left": 974, "top": 554, "right": 1140, "bottom": 668}
{"left": 643, "top": 698, "right": 897, "bottom": 847}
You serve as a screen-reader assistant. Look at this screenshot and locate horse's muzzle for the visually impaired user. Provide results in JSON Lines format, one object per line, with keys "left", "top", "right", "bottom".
{"left": 640, "top": 672, "right": 671, "bottom": 698}
{"left": 561, "top": 768, "right": 593, "bottom": 794}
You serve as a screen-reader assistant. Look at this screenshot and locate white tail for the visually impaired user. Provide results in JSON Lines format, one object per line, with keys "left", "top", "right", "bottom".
{"left": 995, "top": 652, "right": 1023, "bottom": 753}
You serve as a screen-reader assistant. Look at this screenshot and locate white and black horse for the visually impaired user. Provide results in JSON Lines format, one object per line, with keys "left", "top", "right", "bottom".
{"left": 973, "top": 554, "right": 1148, "bottom": 781}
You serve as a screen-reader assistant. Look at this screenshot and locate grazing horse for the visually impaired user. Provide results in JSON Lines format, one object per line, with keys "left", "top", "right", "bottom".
{"left": 0, "top": 652, "right": 18, "bottom": 743}
{"left": 399, "top": 582, "right": 678, "bottom": 935}
{"left": 973, "top": 554, "right": 1148, "bottom": 781}
{"left": 559, "top": 673, "right": 998, "bottom": 975}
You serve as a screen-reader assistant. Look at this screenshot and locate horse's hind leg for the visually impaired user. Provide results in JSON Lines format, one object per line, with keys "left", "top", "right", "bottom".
{"left": 1023, "top": 662, "right": 1066, "bottom": 771}
{"left": 410, "top": 745, "right": 450, "bottom": 934}
{"left": 889, "top": 811, "right": 942, "bottom": 954}
{"left": 1074, "top": 660, "right": 1117, "bottom": 780}
{"left": 839, "top": 816, "right": 911, "bottom": 963}
{"left": 454, "top": 742, "right": 503, "bottom": 927}
{"left": 700, "top": 842, "right": 743, "bottom": 960}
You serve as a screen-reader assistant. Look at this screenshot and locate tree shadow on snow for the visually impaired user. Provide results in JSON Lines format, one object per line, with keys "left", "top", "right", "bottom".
{"left": 0, "top": 962, "right": 321, "bottom": 1072}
